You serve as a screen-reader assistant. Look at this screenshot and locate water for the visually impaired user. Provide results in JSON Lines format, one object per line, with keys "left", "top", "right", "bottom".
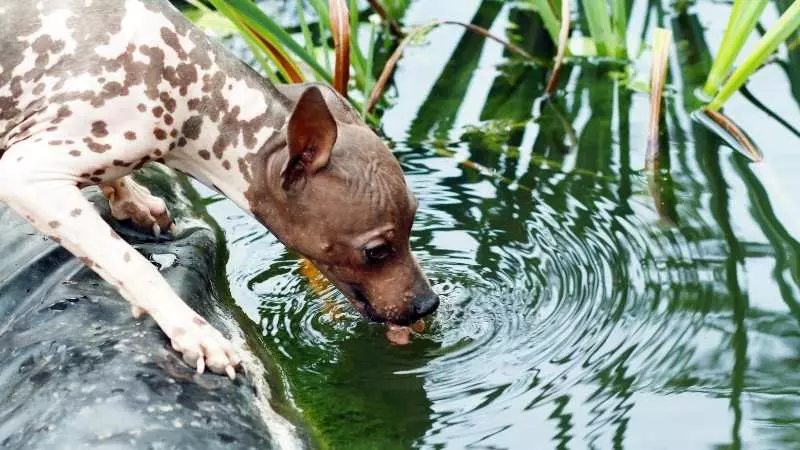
{"left": 198, "top": 0, "right": 800, "bottom": 448}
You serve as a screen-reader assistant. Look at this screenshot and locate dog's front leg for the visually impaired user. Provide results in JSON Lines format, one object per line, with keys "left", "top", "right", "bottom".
{"left": 0, "top": 175, "right": 240, "bottom": 378}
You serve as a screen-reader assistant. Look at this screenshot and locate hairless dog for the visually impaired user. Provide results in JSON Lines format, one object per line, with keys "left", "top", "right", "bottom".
{"left": 0, "top": 0, "right": 439, "bottom": 378}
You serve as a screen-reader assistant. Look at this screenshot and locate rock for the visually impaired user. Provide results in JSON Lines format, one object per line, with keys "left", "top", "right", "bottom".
{"left": 0, "top": 168, "right": 306, "bottom": 450}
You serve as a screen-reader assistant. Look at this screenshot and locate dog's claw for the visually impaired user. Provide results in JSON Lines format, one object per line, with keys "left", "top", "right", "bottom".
{"left": 225, "top": 365, "right": 236, "bottom": 380}
{"left": 153, "top": 223, "right": 161, "bottom": 237}
{"left": 196, "top": 357, "right": 205, "bottom": 374}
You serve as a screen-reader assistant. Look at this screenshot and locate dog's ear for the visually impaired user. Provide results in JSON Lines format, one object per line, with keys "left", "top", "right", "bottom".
{"left": 282, "top": 86, "right": 337, "bottom": 188}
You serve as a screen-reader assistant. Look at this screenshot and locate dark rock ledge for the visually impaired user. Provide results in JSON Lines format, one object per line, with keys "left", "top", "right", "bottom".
{"left": 0, "top": 167, "right": 307, "bottom": 450}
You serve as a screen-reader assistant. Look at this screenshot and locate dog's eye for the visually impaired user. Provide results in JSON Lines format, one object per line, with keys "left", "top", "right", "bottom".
{"left": 364, "top": 243, "right": 393, "bottom": 266}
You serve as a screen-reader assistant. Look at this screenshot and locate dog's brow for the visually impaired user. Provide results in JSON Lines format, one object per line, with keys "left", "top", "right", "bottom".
{"left": 350, "top": 224, "right": 394, "bottom": 248}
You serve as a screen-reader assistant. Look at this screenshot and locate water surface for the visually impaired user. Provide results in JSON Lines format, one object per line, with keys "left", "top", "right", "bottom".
{"left": 200, "top": 1, "right": 800, "bottom": 448}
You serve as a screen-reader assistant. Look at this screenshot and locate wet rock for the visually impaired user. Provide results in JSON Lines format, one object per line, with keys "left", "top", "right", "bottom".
{"left": 0, "top": 170, "right": 305, "bottom": 449}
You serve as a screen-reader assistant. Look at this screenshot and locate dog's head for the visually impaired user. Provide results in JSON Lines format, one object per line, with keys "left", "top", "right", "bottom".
{"left": 247, "top": 84, "right": 438, "bottom": 326}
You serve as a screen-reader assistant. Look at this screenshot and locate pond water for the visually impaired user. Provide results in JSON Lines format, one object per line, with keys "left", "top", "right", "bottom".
{"left": 197, "top": 0, "right": 800, "bottom": 448}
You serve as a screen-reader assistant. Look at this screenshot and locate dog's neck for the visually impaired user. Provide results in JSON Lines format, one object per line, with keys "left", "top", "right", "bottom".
{"left": 165, "top": 70, "right": 292, "bottom": 216}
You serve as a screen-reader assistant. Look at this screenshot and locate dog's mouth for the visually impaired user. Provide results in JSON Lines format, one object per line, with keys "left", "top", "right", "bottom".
{"left": 350, "top": 285, "right": 384, "bottom": 323}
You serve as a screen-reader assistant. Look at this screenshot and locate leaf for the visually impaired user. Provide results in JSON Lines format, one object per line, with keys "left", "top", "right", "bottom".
{"left": 329, "top": 0, "right": 351, "bottom": 96}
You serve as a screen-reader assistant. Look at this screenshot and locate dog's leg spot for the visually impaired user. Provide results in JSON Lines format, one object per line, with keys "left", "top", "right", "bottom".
{"left": 198, "top": 150, "right": 210, "bottom": 160}
{"left": 152, "top": 106, "right": 163, "bottom": 117}
{"left": 48, "top": 220, "right": 60, "bottom": 228}
{"left": 93, "top": 169, "right": 105, "bottom": 175}
{"left": 124, "top": 131, "right": 137, "bottom": 140}
{"left": 164, "top": 114, "right": 173, "bottom": 125}
{"left": 153, "top": 128, "right": 167, "bottom": 140}
{"left": 90, "top": 176, "right": 102, "bottom": 183}
{"left": 70, "top": 208, "right": 82, "bottom": 217}
{"left": 137, "top": 103, "right": 146, "bottom": 112}
{"left": 170, "top": 129, "right": 178, "bottom": 138}
{"left": 123, "top": 252, "right": 131, "bottom": 262}
{"left": 48, "top": 140, "right": 62, "bottom": 146}
{"left": 222, "top": 160, "right": 230, "bottom": 170}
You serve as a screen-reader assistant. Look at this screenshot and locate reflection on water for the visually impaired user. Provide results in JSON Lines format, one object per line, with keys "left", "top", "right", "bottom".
{"left": 201, "top": 0, "right": 800, "bottom": 448}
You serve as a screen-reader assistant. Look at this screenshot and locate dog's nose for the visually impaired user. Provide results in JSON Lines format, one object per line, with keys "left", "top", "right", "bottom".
{"left": 411, "top": 292, "right": 440, "bottom": 319}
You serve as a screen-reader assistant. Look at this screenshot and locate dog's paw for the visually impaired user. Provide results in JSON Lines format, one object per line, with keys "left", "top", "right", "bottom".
{"left": 102, "top": 180, "right": 174, "bottom": 236}
{"left": 167, "top": 315, "right": 241, "bottom": 379}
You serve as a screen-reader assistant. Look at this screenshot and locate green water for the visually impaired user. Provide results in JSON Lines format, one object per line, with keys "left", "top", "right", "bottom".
{"left": 201, "top": 0, "right": 800, "bottom": 448}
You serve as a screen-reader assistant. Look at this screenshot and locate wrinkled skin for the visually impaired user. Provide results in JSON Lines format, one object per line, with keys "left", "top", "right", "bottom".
{"left": 245, "top": 85, "right": 440, "bottom": 326}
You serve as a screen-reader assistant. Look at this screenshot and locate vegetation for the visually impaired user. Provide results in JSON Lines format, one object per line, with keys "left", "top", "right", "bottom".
{"left": 183, "top": 0, "right": 800, "bottom": 164}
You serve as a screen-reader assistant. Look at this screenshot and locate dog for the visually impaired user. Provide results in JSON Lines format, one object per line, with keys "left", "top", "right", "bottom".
{"left": 0, "top": 0, "right": 439, "bottom": 378}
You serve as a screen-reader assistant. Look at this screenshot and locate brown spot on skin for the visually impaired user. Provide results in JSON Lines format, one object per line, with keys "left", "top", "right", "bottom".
{"left": 177, "top": 137, "right": 187, "bottom": 147}
{"left": 90, "top": 176, "right": 102, "bottom": 183}
{"left": 164, "top": 114, "right": 173, "bottom": 125}
{"left": 48, "top": 220, "right": 60, "bottom": 228}
{"left": 33, "top": 83, "right": 45, "bottom": 95}
{"left": 79, "top": 256, "right": 94, "bottom": 267}
{"left": 165, "top": 97, "right": 177, "bottom": 113}
{"left": 238, "top": 158, "right": 252, "bottom": 183}
{"left": 93, "top": 169, "right": 105, "bottom": 175}
{"left": 137, "top": 103, "right": 146, "bottom": 112}
{"left": 153, "top": 128, "right": 167, "bottom": 140}
{"left": 52, "top": 105, "right": 71, "bottom": 124}
{"left": 152, "top": 106, "right": 163, "bottom": 117}
{"left": 170, "top": 129, "right": 178, "bottom": 138}
{"left": 46, "top": 126, "right": 57, "bottom": 132}
{"left": 48, "top": 140, "right": 62, "bottom": 145}
{"left": 198, "top": 150, "right": 210, "bottom": 160}
{"left": 80, "top": 173, "right": 90, "bottom": 178}
{"left": 154, "top": 149, "right": 163, "bottom": 156}
{"left": 133, "top": 155, "right": 151, "bottom": 170}
{"left": 124, "top": 131, "right": 136, "bottom": 140}
{"left": 160, "top": 27, "right": 187, "bottom": 59}
{"left": 113, "top": 159, "right": 129, "bottom": 166}
{"left": 84, "top": 137, "right": 111, "bottom": 153}
{"left": 70, "top": 208, "right": 82, "bottom": 217}
{"left": 69, "top": 150, "right": 81, "bottom": 156}
{"left": 192, "top": 317, "right": 207, "bottom": 327}
{"left": 91, "top": 121, "right": 108, "bottom": 137}
{"left": 222, "top": 160, "right": 231, "bottom": 170}
{"left": 167, "top": 143, "right": 175, "bottom": 150}
{"left": 16, "top": 156, "right": 23, "bottom": 162}
{"left": 65, "top": 140, "right": 73, "bottom": 144}
{"left": 123, "top": 252, "right": 131, "bottom": 262}
{"left": 181, "top": 116, "right": 202, "bottom": 139}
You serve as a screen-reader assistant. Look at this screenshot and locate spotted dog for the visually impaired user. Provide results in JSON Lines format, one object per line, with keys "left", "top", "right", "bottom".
{"left": 0, "top": 0, "right": 439, "bottom": 378}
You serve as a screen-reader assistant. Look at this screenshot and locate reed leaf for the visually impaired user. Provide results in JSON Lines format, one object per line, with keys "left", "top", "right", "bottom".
{"left": 528, "top": 0, "right": 562, "bottom": 44}
{"left": 702, "top": 0, "right": 769, "bottom": 97}
{"left": 546, "top": 0, "right": 571, "bottom": 94}
{"left": 580, "top": 0, "right": 615, "bottom": 56}
{"left": 646, "top": 28, "right": 672, "bottom": 170}
{"left": 329, "top": 0, "right": 351, "bottom": 96}
{"left": 708, "top": 1, "right": 800, "bottom": 110}
{"left": 224, "top": 0, "right": 333, "bottom": 83}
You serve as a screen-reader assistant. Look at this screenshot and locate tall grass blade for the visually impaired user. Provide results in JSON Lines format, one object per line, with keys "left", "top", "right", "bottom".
{"left": 206, "top": 0, "right": 304, "bottom": 82}
{"left": 546, "top": 0, "right": 571, "bottom": 94}
{"left": 708, "top": 1, "right": 800, "bottom": 110}
{"left": 225, "top": 0, "right": 333, "bottom": 82}
{"left": 329, "top": 0, "right": 351, "bottom": 96}
{"left": 528, "top": 0, "right": 561, "bottom": 44}
{"left": 580, "top": 0, "right": 614, "bottom": 56}
{"left": 366, "top": 0, "right": 404, "bottom": 36}
{"left": 702, "top": 0, "right": 769, "bottom": 97}
{"left": 695, "top": 109, "right": 763, "bottom": 162}
{"left": 646, "top": 28, "right": 672, "bottom": 170}
{"left": 611, "top": 0, "right": 628, "bottom": 58}
{"left": 366, "top": 20, "right": 539, "bottom": 113}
